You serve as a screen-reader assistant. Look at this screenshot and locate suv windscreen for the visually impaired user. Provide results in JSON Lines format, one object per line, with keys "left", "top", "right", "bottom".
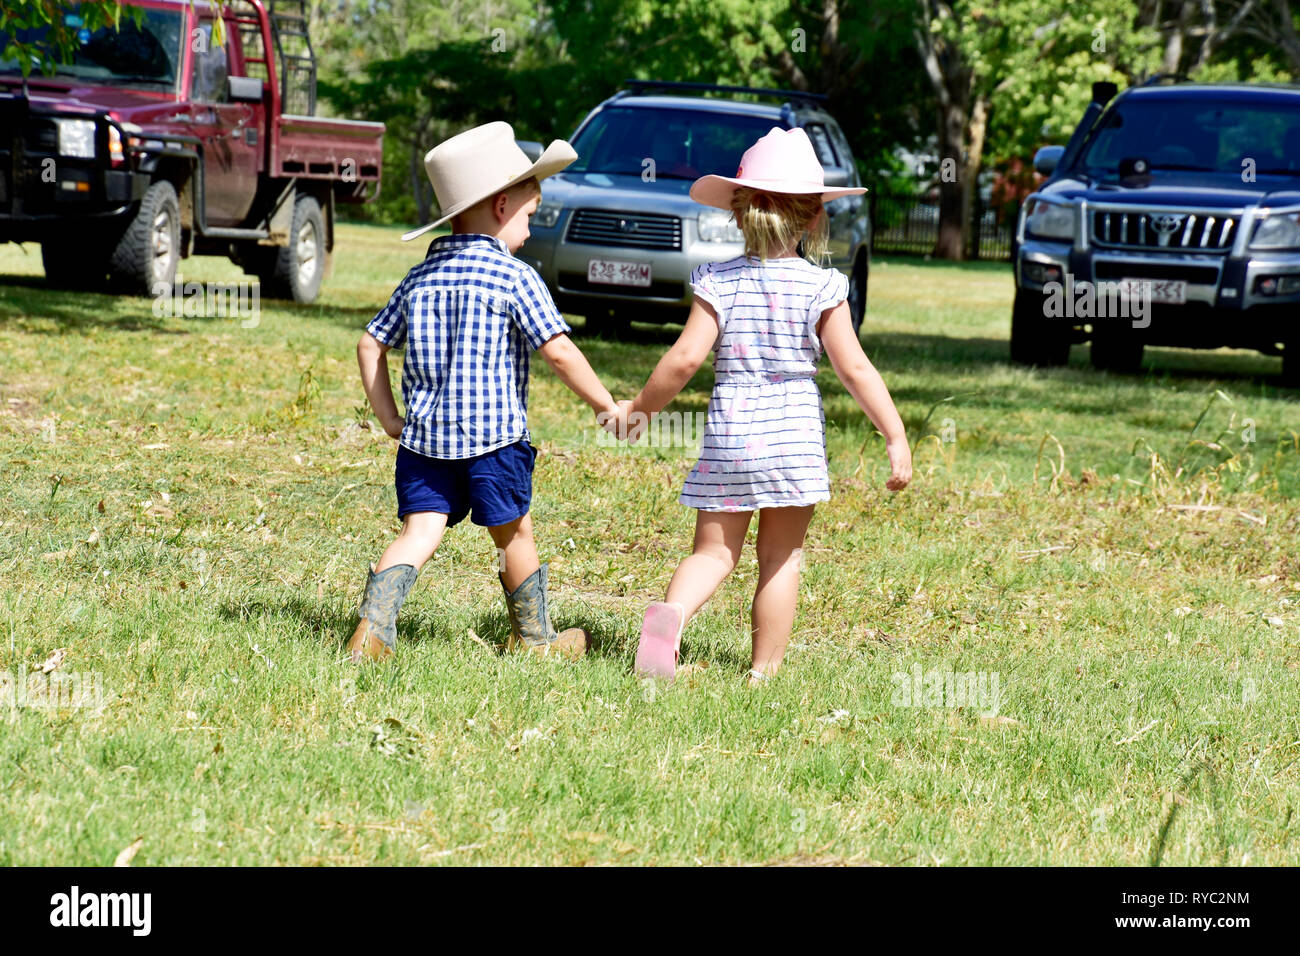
{"left": 569, "top": 105, "right": 783, "bottom": 180}
{"left": 0, "top": 6, "right": 185, "bottom": 89}
{"left": 1077, "top": 97, "right": 1300, "bottom": 177}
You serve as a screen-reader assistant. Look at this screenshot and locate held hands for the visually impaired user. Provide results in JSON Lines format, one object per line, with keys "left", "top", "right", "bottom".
{"left": 885, "top": 438, "right": 912, "bottom": 492}
{"left": 596, "top": 400, "right": 647, "bottom": 443}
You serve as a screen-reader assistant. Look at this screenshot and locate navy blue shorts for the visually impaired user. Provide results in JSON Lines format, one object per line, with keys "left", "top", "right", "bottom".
{"left": 395, "top": 440, "right": 536, "bottom": 528}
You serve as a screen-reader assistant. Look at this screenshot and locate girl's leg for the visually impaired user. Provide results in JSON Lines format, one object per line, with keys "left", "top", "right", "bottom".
{"left": 375, "top": 511, "right": 449, "bottom": 573}
{"left": 751, "top": 505, "right": 815, "bottom": 677}
{"left": 637, "top": 510, "right": 751, "bottom": 679}
{"left": 664, "top": 510, "right": 753, "bottom": 620}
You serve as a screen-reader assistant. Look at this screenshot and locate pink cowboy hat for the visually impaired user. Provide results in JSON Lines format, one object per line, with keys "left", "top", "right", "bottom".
{"left": 689, "top": 126, "right": 866, "bottom": 209}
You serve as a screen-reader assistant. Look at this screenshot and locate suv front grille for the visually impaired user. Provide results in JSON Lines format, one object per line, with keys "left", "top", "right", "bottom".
{"left": 1091, "top": 210, "right": 1238, "bottom": 251}
{"left": 24, "top": 119, "right": 58, "bottom": 154}
{"left": 1093, "top": 261, "right": 1220, "bottom": 285}
{"left": 567, "top": 209, "right": 681, "bottom": 251}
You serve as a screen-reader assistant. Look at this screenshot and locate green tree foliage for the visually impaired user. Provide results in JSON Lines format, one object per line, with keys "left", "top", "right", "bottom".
{"left": 1, "top": 0, "right": 137, "bottom": 77}
{"left": 15, "top": 2, "right": 1292, "bottom": 248}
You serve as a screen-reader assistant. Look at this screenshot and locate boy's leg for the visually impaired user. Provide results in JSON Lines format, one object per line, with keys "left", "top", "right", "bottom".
{"left": 490, "top": 512, "right": 587, "bottom": 659}
{"left": 486, "top": 512, "right": 539, "bottom": 592}
{"left": 663, "top": 510, "right": 752, "bottom": 621}
{"left": 750, "top": 505, "right": 815, "bottom": 677}
{"left": 376, "top": 511, "right": 449, "bottom": 573}
{"left": 348, "top": 511, "right": 448, "bottom": 662}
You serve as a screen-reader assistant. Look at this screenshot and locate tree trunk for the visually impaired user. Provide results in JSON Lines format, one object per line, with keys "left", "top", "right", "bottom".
{"left": 961, "top": 93, "right": 990, "bottom": 259}
{"left": 1162, "top": 4, "right": 1188, "bottom": 74}
{"left": 410, "top": 141, "right": 431, "bottom": 226}
{"left": 934, "top": 97, "right": 966, "bottom": 259}
{"left": 915, "top": 2, "right": 972, "bottom": 261}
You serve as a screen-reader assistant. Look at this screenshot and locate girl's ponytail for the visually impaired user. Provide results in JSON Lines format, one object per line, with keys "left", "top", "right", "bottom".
{"left": 729, "top": 187, "right": 829, "bottom": 265}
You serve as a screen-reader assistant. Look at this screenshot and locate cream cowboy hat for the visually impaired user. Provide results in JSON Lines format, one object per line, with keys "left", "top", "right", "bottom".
{"left": 402, "top": 121, "right": 578, "bottom": 241}
{"left": 689, "top": 126, "right": 865, "bottom": 210}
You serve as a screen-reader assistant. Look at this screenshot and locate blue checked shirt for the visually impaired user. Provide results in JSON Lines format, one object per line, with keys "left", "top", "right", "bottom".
{"left": 365, "top": 233, "right": 571, "bottom": 460}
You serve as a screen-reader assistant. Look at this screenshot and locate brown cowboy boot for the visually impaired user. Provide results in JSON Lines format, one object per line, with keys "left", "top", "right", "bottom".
{"left": 346, "top": 564, "right": 419, "bottom": 663}
{"left": 500, "top": 562, "right": 588, "bottom": 660}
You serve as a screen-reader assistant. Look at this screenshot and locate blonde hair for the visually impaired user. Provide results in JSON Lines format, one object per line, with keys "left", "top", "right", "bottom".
{"left": 730, "top": 187, "right": 828, "bottom": 265}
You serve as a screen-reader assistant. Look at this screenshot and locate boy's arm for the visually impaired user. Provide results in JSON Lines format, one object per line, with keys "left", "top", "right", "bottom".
{"left": 536, "top": 332, "right": 618, "bottom": 423}
{"left": 819, "top": 302, "right": 912, "bottom": 491}
{"left": 629, "top": 298, "right": 718, "bottom": 421}
{"left": 513, "top": 265, "right": 619, "bottom": 432}
{"left": 357, "top": 331, "right": 404, "bottom": 439}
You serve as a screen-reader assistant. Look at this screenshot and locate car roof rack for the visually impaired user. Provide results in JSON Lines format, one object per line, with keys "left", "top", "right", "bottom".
{"left": 616, "top": 79, "right": 828, "bottom": 108}
{"left": 1138, "top": 73, "right": 1189, "bottom": 87}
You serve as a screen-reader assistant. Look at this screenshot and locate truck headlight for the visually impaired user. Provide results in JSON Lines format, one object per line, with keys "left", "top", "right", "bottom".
{"left": 1024, "top": 200, "right": 1074, "bottom": 240}
{"left": 532, "top": 200, "right": 563, "bottom": 229}
{"left": 56, "top": 119, "right": 96, "bottom": 159}
{"left": 698, "top": 208, "right": 744, "bottom": 243}
{"left": 1249, "top": 212, "right": 1300, "bottom": 250}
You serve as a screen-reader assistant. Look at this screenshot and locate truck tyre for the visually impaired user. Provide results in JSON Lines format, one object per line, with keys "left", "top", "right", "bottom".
{"left": 262, "top": 196, "right": 324, "bottom": 303}
{"left": 43, "top": 240, "right": 108, "bottom": 290}
{"left": 1091, "top": 324, "right": 1144, "bottom": 373}
{"left": 1009, "top": 289, "right": 1069, "bottom": 367}
{"left": 578, "top": 307, "right": 630, "bottom": 339}
{"left": 848, "top": 253, "right": 867, "bottom": 336}
{"left": 109, "top": 180, "right": 180, "bottom": 296}
{"left": 1282, "top": 339, "right": 1300, "bottom": 388}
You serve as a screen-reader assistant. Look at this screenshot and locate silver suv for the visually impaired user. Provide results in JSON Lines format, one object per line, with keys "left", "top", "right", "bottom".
{"left": 517, "top": 81, "right": 871, "bottom": 334}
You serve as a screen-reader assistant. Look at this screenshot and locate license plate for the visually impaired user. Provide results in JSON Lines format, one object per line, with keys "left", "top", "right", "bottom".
{"left": 1120, "top": 278, "right": 1186, "bottom": 305}
{"left": 588, "top": 258, "right": 651, "bottom": 287}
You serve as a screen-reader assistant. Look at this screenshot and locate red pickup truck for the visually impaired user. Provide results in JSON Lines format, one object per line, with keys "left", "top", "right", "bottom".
{"left": 0, "top": 0, "right": 383, "bottom": 303}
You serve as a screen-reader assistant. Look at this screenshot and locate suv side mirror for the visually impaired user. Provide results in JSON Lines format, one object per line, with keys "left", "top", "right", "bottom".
{"left": 822, "top": 167, "right": 852, "bottom": 187}
{"left": 228, "top": 75, "right": 263, "bottom": 103}
{"left": 516, "top": 140, "right": 543, "bottom": 163}
{"left": 1033, "top": 145, "right": 1065, "bottom": 176}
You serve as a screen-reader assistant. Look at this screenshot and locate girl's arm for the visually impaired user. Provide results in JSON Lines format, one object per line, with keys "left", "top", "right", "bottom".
{"left": 357, "top": 332, "right": 404, "bottom": 439}
{"left": 819, "top": 302, "right": 912, "bottom": 491}
{"left": 628, "top": 298, "right": 718, "bottom": 436}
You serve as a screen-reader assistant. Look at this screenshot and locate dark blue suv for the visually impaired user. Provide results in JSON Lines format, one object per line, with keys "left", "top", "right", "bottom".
{"left": 1011, "top": 80, "right": 1300, "bottom": 384}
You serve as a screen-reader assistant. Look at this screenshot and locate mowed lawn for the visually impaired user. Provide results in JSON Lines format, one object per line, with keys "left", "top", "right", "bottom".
{"left": 1, "top": 222, "right": 1298, "bottom": 866}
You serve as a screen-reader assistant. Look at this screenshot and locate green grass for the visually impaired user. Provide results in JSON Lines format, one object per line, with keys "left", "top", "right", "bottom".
{"left": 1, "top": 223, "right": 1298, "bottom": 865}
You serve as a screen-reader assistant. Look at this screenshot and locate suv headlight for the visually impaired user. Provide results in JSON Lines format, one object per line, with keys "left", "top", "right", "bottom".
{"left": 1024, "top": 200, "right": 1074, "bottom": 240}
{"left": 1250, "top": 211, "right": 1300, "bottom": 250}
{"left": 56, "top": 119, "right": 96, "bottom": 159}
{"left": 698, "top": 208, "right": 744, "bottom": 243}
{"left": 532, "top": 200, "right": 563, "bottom": 229}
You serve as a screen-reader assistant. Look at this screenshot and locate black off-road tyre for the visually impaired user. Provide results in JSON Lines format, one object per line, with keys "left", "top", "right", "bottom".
{"left": 1009, "top": 288, "right": 1070, "bottom": 367}
{"left": 848, "top": 253, "right": 868, "bottom": 336}
{"left": 108, "top": 180, "right": 180, "bottom": 296}
{"left": 260, "top": 196, "right": 325, "bottom": 303}
{"left": 1281, "top": 339, "right": 1300, "bottom": 389}
{"left": 1091, "top": 323, "right": 1145, "bottom": 373}
{"left": 43, "top": 238, "right": 109, "bottom": 290}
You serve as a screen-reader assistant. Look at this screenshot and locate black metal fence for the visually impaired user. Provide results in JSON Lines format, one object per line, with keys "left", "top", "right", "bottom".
{"left": 869, "top": 189, "right": 1018, "bottom": 262}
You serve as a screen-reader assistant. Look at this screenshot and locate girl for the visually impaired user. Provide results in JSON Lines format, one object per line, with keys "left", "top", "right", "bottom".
{"left": 619, "top": 127, "right": 912, "bottom": 684}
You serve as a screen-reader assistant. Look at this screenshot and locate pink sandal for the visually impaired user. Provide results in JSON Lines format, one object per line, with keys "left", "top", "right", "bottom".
{"left": 635, "top": 602, "right": 685, "bottom": 680}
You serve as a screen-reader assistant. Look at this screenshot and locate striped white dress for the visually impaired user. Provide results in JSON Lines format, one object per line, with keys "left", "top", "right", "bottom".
{"left": 680, "top": 255, "right": 849, "bottom": 512}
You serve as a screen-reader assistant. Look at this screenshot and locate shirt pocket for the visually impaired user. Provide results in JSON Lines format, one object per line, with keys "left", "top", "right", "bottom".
{"left": 442, "top": 290, "right": 514, "bottom": 433}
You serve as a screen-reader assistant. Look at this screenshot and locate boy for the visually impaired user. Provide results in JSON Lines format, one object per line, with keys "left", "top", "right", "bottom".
{"left": 348, "top": 121, "right": 620, "bottom": 662}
